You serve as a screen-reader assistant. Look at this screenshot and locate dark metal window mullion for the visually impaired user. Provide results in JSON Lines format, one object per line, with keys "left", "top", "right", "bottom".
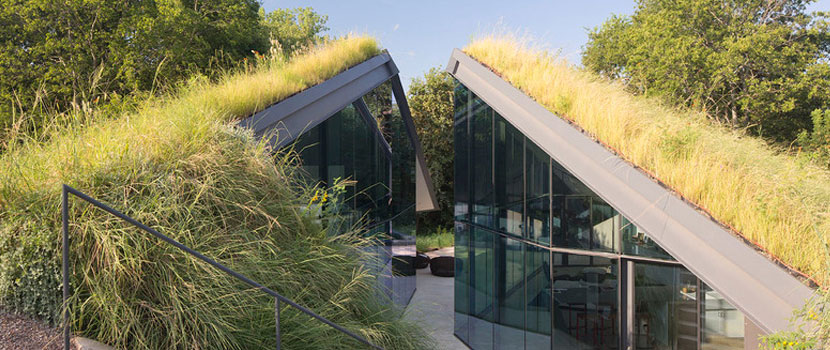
{"left": 466, "top": 87, "right": 475, "bottom": 340}
{"left": 697, "top": 277, "right": 703, "bottom": 350}
{"left": 549, "top": 156, "right": 554, "bottom": 350}
{"left": 522, "top": 135, "right": 527, "bottom": 350}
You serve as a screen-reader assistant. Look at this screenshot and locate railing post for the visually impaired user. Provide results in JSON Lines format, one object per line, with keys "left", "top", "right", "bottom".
{"left": 275, "top": 297, "right": 281, "bottom": 350}
{"left": 62, "top": 185, "right": 70, "bottom": 350}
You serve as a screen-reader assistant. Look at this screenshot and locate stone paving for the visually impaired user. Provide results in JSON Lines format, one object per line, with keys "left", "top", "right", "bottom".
{"left": 403, "top": 247, "right": 468, "bottom": 350}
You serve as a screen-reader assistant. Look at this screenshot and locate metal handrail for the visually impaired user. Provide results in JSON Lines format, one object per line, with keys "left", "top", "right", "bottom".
{"left": 61, "top": 184, "right": 383, "bottom": 350}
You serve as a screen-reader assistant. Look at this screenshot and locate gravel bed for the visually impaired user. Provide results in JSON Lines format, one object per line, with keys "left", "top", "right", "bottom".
{"left": 0, "top": 309, "right": 66, "bottom": 350}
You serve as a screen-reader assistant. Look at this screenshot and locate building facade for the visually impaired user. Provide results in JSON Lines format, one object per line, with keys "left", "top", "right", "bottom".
{"left": 239, "top": 52, "right": 438, "bottom": 307}
{"left": 445, "top": 49, "right": 813, "bottom": 350}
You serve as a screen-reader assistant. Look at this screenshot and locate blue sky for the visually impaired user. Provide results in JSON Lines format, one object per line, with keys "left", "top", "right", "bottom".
{"left": 261, "top": 1, "right": 830, "bottom": 90}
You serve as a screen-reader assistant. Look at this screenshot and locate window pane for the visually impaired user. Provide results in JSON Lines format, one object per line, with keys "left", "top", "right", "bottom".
{"left": 552, "top": 162, "right": 617, "bottom": 253}
{"left": 295, "top": 123, "right": 322, "bottom": 182}
{"left": 591, "top": 199, "right": 618, "bottom": 252}
{"left": 471, "top": 95, "right": 494, "bottom": 228}
{"left": 494, "top": 114, "right": 523, "bottom": 236}
{"left": 621, "top": 217, "right": 674, "bottom": 260}
{"left": 701, "top": 282, "right": 744, "bottom": 349}
{"left": 525, "top": 245, "right": 551, "bottom": 349}
{"left": 454, "top": 83, "right": 470, "bottom": 222}
{"left": 553, "top": 253, "right": 619, "bottom": 349}
{"left": 389, "top": 101, "right": 415, "bottom": 236}
{"left": 495, "top": 236, "right": 525, "bottom": 349}
{"left": 470, "top": 227, "right": 495, "bottom": 350}
{"left": 455, "top": 222, "right": 471, "bottom": 343}
{"left": 526, "top": 141, "right": 550, "bottom": 245}
{"left": 634, "top": 263, "right": 698, "bottom": 350}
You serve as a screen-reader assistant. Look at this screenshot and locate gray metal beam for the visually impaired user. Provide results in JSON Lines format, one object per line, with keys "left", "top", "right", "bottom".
{"left": 445, "top": 48, "right": 814, "bottom": 333}
{"left": 388, "top": 73, "right": 440, "bottom": 212}
{"left": 354, "top": 98, "right": 393, "bottom": 160}
{"left": 238, "top": 53, "right": 398, "bottom": 148}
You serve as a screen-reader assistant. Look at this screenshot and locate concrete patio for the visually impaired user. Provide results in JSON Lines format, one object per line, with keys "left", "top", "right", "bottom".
{"left": 403, "top": 248, "right": 467, "bottom": 349}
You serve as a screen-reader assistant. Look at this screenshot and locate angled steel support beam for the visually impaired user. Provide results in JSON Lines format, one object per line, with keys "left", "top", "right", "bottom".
{"left": 445, "top": 48, "right": 814, "bottom": 333}
{"left": 354, "top": 98, "right": 392, "bottom": 159}
{"left": 238, "top": 53, "right": 398, "bottom": 148}
{"left": 388, "top": 73, "right": 439, "bottom": 212}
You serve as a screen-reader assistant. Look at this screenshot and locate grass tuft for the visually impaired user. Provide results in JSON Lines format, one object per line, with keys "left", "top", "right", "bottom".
{"left": 416, "top": 227, "right": 454, "bottom": 253}
{"left": 465, "top": 34, "right": 830, "bottom": 286}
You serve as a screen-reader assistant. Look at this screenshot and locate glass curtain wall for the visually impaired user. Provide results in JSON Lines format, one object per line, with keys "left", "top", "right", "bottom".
{"left": 453, "top": 81, "right": 746, "bottom": 350}
{"left": 292, "top": 82, "right": 416, "bottom": 307}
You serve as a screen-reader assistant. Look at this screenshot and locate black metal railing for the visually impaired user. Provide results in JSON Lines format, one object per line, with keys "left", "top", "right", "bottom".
{"left": 61, "top": 184, "right": 383, "bottom": 350}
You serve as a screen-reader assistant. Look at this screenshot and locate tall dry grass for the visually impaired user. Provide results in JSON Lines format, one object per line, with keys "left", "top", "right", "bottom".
{"left": 0, "top": 35, "right": 433, "bottom": 348}
{"left": 465, "top": 35, "right": 830, "bottom": 286}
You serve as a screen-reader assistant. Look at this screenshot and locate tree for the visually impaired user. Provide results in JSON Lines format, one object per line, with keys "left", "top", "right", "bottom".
{"left": 0, "top": 0, "right": 266, "bottom": 114}
{"left": 797, "top": 109, "right": 830, "bottom": 168}
{"left": 583, "top": 0, "right": 830, "bottom": 143}
{"left": 0, "top": 1, "right": 330, "bottom": 150}
{"left": 407, "top": 68, "right": 455, "bottom": 230}
{"left": 261, "top": 7, "right": 329, "bottom": 56}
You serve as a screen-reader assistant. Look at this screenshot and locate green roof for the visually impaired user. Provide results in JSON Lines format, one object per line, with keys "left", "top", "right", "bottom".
{"left": 464, "top": 35, "right": 830, "bottom": 287}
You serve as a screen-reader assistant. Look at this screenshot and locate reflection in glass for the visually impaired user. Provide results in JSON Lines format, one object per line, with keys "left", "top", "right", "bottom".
{"left": 525, "top": 245, "right": 551, "bottom": 349}
{"left": 389, "top": 97, "right": 416, "bottom": 237}
{"left": 526, "top": 140, "right": 550, "bottom": 245}
{"left": 494, "top": 115, "right": 524, "bottom": 236}
{"left": 471, "top": 95, "right": 494, "bottom": 228}
{"left": 634, "top": 263, "right": 698, "bottom": 350}
{"left": 553, "top": 253, "right": 619, "bottom": 349}
{"left": 495, "top": 236, "right": 524, "bottom": 349}
{"left": 702, "top": 282, "right": 744, "bottom": 350}
{"left": 454, "top": 83, "right": 470, "bottom": 222}
{"left": 622, "top": 217, "right": 674, "bottom": 261}
{"left": 455, "top": 222, "right": 470, "bottom": 343}
{"left": 552, "top": 162, "right": 618, "bottom": 253}
{"left": 470, "top": 227, "right": 495, "bottom": 350}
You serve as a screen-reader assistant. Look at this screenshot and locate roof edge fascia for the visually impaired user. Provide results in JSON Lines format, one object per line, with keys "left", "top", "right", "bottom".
{"left": 445, "top": 48, "right": 814, "bottom": 333}
{"left": 238, "top": 53, "right": 397, "bottom": 147}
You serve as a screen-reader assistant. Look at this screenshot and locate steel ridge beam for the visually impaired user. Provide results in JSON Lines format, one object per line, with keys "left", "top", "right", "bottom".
{"left": 388, "top": 73, "right": 440, "bottom": 212}
{"left": 238, "top": 53, "right": 398, "bottom": 148}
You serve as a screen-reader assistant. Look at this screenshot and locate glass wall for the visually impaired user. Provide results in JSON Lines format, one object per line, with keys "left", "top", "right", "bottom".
{"left": 701, "top": 283, "right": 744, "bottom": 349}
{"left": 292, "top": 82, "right": 417, "bottom": 308}
{"left": 471, "top": 94, "right": 494, "bottom": 228}
{"left": 494, "top": 236, "right": 524, "bottom": 349}
{"left": 469, "top": 227, "right": 495, "bottom": 350}
{"left": 634, "top": 263, "right": 698, "bottom": 350}
{"left": 525, "top": 245, "right": 552, "bottom": 348}
{"left": 526, "top": 140, "right": 550, "bottom": 245}
{"left": 453, "top": 81, "right": 747, "bottom": 350}
{"left": 455, "top": 222, "right": 471, "bottom": 343}
{"left": 552, "top": 253, "right": 619, "bottom": 349}
{"left": 294, "top": 103, "right": 391, "bottom": 229}
{"left": 494, "top": 115, "right": 524, "bottom": 237}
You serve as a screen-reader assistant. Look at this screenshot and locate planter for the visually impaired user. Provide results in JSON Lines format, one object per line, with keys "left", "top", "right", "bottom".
{"left": 414, "top": 253, "right": 430, "bottom": 269}
{"left": 429, "top": 256, "right": 455, "bottom": 277}
{"left": 392, "top": 255, "right": 416, "bottom": 276}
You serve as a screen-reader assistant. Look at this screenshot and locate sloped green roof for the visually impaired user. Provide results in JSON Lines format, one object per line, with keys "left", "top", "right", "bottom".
{"left": 464, "top": 35, "right": 830, "bottom": 286}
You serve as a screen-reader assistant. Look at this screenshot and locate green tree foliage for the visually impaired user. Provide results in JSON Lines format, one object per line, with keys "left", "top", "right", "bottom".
{"left": 407, "top": 68, "right": 455, "bottom": 230}
{"left": 261, "top": 7, "right": 329, "bottom": 56}
{"left": 0, "top": 1, "right": 329, "bottom": 150}
{"left": 583, "top": 0, "right": 830, "bottom": 143}
{"left": 797, "top": 109, "right": 830, "bottom": 168}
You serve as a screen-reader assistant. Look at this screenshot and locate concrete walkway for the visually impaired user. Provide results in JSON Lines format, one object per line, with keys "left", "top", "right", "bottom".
{"left": 404, "top": 248, "right": 468, "bottom": 350}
